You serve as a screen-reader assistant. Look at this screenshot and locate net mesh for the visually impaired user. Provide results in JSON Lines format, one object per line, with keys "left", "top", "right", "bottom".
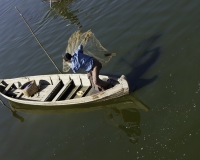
{"left": 63, "top": 30, "right": 116, "bottom": 72}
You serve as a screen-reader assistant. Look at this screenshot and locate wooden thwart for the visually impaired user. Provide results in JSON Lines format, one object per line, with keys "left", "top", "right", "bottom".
{"left": 0, "top": 80, "right": 3, "bottom": 85}
{"left": 41, "top": 80, "right": 63, "bottom": 101}
{"left": 3, "top": 83, "right": 16, "bottom": 95}
{"left": 52, "top": 80, "right": 73, "bottom": 102}
{"left": 16, "top": 92, "right": 23, "bottom": 99}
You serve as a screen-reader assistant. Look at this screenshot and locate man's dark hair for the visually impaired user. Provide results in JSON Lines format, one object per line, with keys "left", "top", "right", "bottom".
{"left": 63, "top": 53, "right": 72, "bottom": 61}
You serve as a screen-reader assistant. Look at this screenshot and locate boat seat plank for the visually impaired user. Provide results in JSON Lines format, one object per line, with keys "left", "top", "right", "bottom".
{"left": 16, "top": 92, "right": 23, "bottom": 99}
{"left": 41, "top": 80, "right": 63, "bottom": 101}
{"left": 50, "top": 75, "right": 60, "bottom": 85}
{"left": 52, "top": 80, "right": 73, "bottom": 102}
{"left": 0, "top": 80, "right": 7, "bottom": 86}
{"left": 58, "top": 75, "right": 70, "bottom": 84}
{"left": 70, "top": 75, "right": 81, "bottom": 86}
{"left": 80, "top": 75, "right": 91, "bottom": 86}
{"left": 66, "top": 85, "right": 81, "bottom": 100}
{"left": 2, "top": 83, "right": 16, "bottom": 95}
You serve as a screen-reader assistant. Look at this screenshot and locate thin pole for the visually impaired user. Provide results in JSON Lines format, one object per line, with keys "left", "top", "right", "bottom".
{"left": 15, "top": 7, "right": 62, "bottom": 74}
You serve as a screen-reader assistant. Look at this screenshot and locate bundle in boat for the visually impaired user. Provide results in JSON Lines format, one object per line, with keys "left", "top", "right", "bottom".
{"left": 21, "top": 80, "right": 38, "bottom": 97}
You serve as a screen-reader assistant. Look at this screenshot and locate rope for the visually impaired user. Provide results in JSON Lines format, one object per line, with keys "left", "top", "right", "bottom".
{"left": 0, "top": 98, "right": 24, "bottom": 122}
{"left": 15, "top": 7, "right": 62, "bottom": 74}
{"left": 0, "top": 98, "right": 13, "bottom": 112}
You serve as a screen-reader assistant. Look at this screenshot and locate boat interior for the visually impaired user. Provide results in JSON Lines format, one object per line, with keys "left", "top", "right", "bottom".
{"left": 0, "top": 74, "right": 118, "bottom": 102}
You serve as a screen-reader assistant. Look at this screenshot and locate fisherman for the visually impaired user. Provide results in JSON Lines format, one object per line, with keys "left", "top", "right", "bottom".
{"left": 62, "top": 45, "right": 112, "bottom": 91}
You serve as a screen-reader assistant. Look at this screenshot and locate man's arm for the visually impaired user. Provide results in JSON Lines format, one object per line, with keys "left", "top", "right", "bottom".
{"left": 72, "top": 68, "right": 76, "bottom": 73}
{"left": 78, "top": 44, "right": 83, "bottom": 51}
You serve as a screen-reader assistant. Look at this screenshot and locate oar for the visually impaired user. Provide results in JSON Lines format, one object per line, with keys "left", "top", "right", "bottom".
{"left": 15, "top": 7, "right": 62, "bottom": 74}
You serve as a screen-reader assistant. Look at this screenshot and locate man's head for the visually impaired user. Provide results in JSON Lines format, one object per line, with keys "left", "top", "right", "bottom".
{"left": 62, "top": 53, "right": 72, "bottom": 62}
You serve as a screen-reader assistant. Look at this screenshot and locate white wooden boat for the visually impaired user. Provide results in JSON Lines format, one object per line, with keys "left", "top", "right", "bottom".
{"left": 0, "top": 74, "right": 129, "bottom": 106}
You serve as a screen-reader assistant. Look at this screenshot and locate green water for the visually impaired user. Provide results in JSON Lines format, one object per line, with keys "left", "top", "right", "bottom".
{"left": 0, "top": 0, "right": 200, "bottom": 159}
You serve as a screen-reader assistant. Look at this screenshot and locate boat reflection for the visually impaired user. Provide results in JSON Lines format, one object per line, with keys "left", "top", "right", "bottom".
{"left": 102, "top": 106, "right": 141, "bottom": 144}
{"left": 9, "top": 94, "right": 149, "bottom": 114}
{"left": 48, "top": 0, "right": 82, "bottom": 28}
{"left": 9, "top": 94, "right": 149, "bottom": 144}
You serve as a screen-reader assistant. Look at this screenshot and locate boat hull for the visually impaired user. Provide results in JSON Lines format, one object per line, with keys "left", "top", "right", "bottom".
{"left": 0, "top": 74, "right": 129, "bottom": 106}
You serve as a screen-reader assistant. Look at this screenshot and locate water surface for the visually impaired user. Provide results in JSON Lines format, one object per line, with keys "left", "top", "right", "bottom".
{"left": 0, "top": 0, "right": 200, "bottom": 159}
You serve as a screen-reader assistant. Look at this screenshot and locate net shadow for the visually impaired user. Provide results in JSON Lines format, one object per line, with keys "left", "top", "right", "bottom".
{"left": 108, "top": 33, "right": 162, "bottom": 92}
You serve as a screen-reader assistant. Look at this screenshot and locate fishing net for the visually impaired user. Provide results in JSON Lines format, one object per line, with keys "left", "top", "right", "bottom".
{"left": 63, "top": 30, "right": 116, "bottom": 72}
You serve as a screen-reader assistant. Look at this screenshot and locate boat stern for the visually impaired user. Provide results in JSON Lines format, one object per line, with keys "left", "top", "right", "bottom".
{"left": 118, "top": 75, "right": 129, "bottom": 95}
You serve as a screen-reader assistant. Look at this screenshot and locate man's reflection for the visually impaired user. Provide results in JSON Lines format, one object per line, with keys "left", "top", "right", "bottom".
{"left": 49, "top": 0, "right": 82, "bottom": 28}
{"left": 103, "top": 107, "right": 141, "bottom": 144}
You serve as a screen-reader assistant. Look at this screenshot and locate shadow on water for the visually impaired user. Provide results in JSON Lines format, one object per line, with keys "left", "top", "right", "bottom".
{"left": 125, "top": 34, "right": 162, "bottom": 92}
{"left": 95, "top": 34, "right": 162, "bottom": 143}
{"left": 44, "top": 0, "right": 82, "bottom": 28}
{"left": 106, "top": 34, "right": 162, "bottom": 92}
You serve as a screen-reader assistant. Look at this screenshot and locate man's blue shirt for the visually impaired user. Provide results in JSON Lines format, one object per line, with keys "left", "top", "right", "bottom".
{"left": 71, "top": 45, "right": 94, "bottom": 73}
